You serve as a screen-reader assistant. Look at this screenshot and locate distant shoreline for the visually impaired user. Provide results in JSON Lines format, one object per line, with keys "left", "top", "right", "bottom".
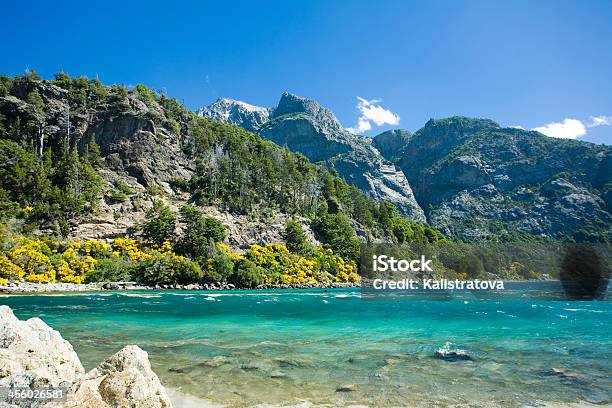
{"left": 0, "top": 280, "right": 361, "bottom": 294}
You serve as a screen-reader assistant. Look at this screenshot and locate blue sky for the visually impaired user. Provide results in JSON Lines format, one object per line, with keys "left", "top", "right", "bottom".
{"left": 3, "top": 0, "right": 611, "bottom": 144}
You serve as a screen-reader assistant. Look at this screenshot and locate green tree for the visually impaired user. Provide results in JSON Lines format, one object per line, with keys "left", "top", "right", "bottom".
{"left": 142, "top": 201, "right": 176, "bottom": 245}
{"left": 313, "top": 213, "right": 361, "bottom": 262}
{"left": 203, "top": 242, "right": 233, "bottom": 283}
{"left": 52, "top": 72, "right": 71, "bottom": 89}
{"left": 231, "top": 258, "right": 264, "bottom": 288}
{"left": 0, "top": 75, "right": 13, "bottom": 96}
{"left": 177, "top": 205, "right": 226, "bottom": 258}
{"left": 283, "top": 219, "right": 313, "bottom": 255}
{"left": 131, "top": 254, "right": 202, "bottom": 285}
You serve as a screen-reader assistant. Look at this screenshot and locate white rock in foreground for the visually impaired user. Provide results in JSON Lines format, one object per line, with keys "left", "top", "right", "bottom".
{"left": 0, "top": 305, "right": 84, "bottom": 388}
{"left": 65, "top": 345, "right": 172, "bottom": 408}
{"left": 0, "top": 306, "right": 172, "bottom": 408}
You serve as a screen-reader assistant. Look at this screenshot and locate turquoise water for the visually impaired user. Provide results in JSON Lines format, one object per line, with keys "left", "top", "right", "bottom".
{"left": 2, "top": 284, "right": 611, "bottom": 407}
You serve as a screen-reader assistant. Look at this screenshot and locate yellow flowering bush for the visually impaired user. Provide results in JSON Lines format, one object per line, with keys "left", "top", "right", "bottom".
{"left": 2, "top": 238, "right": 106, "bottom": 283}
{"left": 7, "top": 238, "right": 56, "bottom": 283}
{"left": 0, "top": 254, "right": 25, "bottom": 280}
{"left": 314, "top": 247, "right": 358, "bottom": 283}
{"left": 1, "top": 236, "right": 360, "bottom": 287}
{"left": 243, "top": 243, "right": 358, "bottom": 285}
{"left": 69, "top": 240, "right": 111, "bottom": 258}
{"left": 111, "top": 238, "right": 152, "bottom": 261}
{"left": 56, "top": 248, "right": 97, "bottom": 283}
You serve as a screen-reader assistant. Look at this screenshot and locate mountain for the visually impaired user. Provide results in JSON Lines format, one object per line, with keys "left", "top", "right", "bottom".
{"left": 197, "top": 97, "right": 271, "bottom": 133}
{"left": 373, "top": 116, "right": 612, "bottom": 241}
{"left": 371, "top": 129, "right": 412, "bottom": 159}
{"left": 0, "top": 73, "right": 443, "bottom": 256}
{"left": 198, "top": 93, "right": 426, "bottom": 222}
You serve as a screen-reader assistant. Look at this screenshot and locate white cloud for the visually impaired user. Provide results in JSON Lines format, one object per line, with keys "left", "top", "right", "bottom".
{"left": 533, "top": 118, "right": 587, "bottom": 139}
{"left": 346, "top": 96, "right": 400, "bottom": 134}
{"left": 510, "top": 125, "right": 525, "bottom": 130}
{"left": 587, "top": 115, "right": 612, "bottom": 128}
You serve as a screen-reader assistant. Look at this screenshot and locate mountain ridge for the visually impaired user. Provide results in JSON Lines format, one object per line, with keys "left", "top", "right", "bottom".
{"left": 198, "top": 96, "right": 611, "bottom": 242}
{"left": 374, "top": 116, "right": 612, "bottom": 241}
{"left": 199, "top": 93, "right": 427, "bottom": 221}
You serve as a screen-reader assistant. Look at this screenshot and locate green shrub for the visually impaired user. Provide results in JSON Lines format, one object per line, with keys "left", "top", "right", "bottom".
{"left": 283, "top": 219, "right": 313, "bottom": 255}
{"left": 106, "top": 190, "right": 129, "bottom": 203}
{"left": 85, "top": 257, "right": 132, "bottom": 283}
{"left": 131, "top": 254, "right": 202, "bottom": 285}
{"left": 231, "top": 258, "right": 264, "bottom": 288}
{"left": 177, "top": 206, "right": 226, "bottom": 258}
{"left": 142, "top": 201, "right": 176, "bottom": 245}
{"left": 115, "top": 180, "right": 133, "bottom": 195}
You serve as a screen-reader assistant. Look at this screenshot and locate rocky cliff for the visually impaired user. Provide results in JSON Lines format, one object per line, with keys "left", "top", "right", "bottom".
{"left": 1, "top": 75, "right": 413, "bottom": 251}
{"left": 0, "top": 305, "right": 172, "bottom": 408}
{"left": 199, "top": 93, "right": 426, "bottom": 221}
{"left": 0, "top": 78, "right": 329, "bottom": 248}
{"left": 374, "top": 117, "right": 612, "bottom": 241}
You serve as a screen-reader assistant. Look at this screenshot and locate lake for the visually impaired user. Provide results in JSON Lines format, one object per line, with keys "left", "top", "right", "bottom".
{"left": 2, "top": 283, "right": 611, "bottom": 407}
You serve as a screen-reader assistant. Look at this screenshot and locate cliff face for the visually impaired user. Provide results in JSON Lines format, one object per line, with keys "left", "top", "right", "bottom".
{"left": 199, "top": 92, "right": 426, "bottom": 221}
{"left": 0, "top": 79, "right": 320, "bottom": 247}
{"left": 374, "top": 117, "right": 612, "bottom": 241}
{"left": 0, "top": 79, "right": 190, "bottom": 240}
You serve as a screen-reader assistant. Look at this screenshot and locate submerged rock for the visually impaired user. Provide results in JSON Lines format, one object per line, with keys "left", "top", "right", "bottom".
{"left": 203, "top": 356, "right": 229, "bottom": 368}
{"left": 546, "top": 367, "right": 589, "bottom": 386}
{"left": 433, "top": 349, "right": 473, "bottom": 362}
{"left": 433, "top": 343, "right": 474, "bottom": 362}
{"left": 269, "top": 371, "right": 287, "bottom": 379}
{"left": 335, "top": 384, "right": 358, "bottom": 392}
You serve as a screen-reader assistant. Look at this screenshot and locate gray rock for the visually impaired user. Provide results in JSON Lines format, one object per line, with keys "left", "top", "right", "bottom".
{"left": 374, "top": 116, "right": 612, "bottom": 241}
{"left": 433, "top": 348, "right": 474, "bottom": 362}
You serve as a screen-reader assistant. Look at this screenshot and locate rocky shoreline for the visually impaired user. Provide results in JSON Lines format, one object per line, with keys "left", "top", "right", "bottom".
{"left": 0, "top": 280, "right": 360, "bottom": 294}
{"left": 0, "top": 305, "right": 172, "bottom": 408}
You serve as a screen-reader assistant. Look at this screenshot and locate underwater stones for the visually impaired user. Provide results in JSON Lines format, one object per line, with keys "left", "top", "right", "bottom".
{"left": 274, "top": 357, "right": 311, "bottom": 368}
{"left": 203, "top": 356, "right": 229, "bottom": 367}
{"left": 239, "top": 364, "right": 260, "bottom": 371}
{"left": 547, "top": 367, "right": 589, "bottom": 386}
{"left": 335, "top": 384, "right": 359, "bottom": 392}
{"left": 269, "top": 371, "right": 287, "bottom": 379}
